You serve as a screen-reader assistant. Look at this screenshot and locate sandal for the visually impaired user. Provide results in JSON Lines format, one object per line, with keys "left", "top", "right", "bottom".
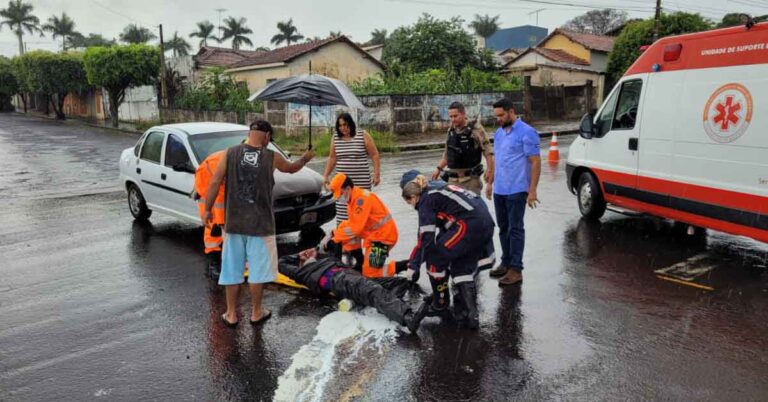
{"left": 250, "top": 309, "right": 272, "bottom": 325}
{"left": 221, "top": 313, "right": 238, "bottom": 327}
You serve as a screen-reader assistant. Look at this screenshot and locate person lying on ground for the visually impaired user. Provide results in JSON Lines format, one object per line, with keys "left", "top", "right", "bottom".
{"left": 278, "top": 248, "right": 428, "bottom": 334}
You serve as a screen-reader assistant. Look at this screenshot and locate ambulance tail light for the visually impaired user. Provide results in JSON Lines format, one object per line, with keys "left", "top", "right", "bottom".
{"left": 663, "top": 43, "right": 683, "bottom": 62}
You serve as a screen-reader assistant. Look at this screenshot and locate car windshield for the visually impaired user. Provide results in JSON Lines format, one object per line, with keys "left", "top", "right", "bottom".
{"left": 188, "top": 131, "right": 287, "bottom": 163}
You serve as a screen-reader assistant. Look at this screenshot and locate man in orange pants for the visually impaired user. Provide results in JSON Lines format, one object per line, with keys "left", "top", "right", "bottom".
{"left": 324, "top": 173, "right": 399, "bottom": 278}
{"left": 194, "top": 150, "right": 226, "bottom": 277}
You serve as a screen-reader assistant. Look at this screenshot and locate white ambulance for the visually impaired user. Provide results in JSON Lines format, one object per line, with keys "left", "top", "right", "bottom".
{"left": 566, "top": 22, "right": 768, "bottom": 244}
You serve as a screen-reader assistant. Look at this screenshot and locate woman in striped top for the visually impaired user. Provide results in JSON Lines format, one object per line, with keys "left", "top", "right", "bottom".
{"left": 322, "top": 113, "right": 381, "bottom": 223}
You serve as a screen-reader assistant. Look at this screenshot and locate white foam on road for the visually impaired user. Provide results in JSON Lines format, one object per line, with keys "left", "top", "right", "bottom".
{"left": 273, "top": 308, "right": 399, "bottom": 402}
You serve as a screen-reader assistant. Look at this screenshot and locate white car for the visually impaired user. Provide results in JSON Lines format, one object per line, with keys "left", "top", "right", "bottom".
{"left": 119, "top": 122, "right": 336, "bottom": 234}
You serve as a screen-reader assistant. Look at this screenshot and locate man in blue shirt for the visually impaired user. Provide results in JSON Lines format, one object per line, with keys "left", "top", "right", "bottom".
{"left": 488, "top": 98, "right": 541, "bottom": 286}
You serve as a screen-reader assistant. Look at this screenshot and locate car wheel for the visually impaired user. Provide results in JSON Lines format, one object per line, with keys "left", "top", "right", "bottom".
{"left": 578, "top": 172, "right": 606, "bottom": 220}
{"left": 128, "top": 184, "right": 152, "bottom": 221}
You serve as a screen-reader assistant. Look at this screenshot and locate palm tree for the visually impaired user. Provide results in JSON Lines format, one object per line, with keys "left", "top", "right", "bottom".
{"left": 119, "top": 24, "right": 156, "bottom": 44}
{"left": 469, "top": 14, "right": 500, "bottom": 39}
{"left": 0, "top": 0, "right": 42, "bottom": 55}
{"left": 270, "top": 19, "right": 303, "bottom": 46}
{"left": 67, "top": 32, "right": 115, "bottom": 49}
{"left": 189, "top": 20, "right": 217, "bottom": 48}
{"left": 166, "top": 31, "right": 191, "bottom": 57}
{"left": 220, "top": 17, "right": 253, "bottom": 50}
{"left": 368, "top": 28, "right": 387, "bottom": 46}
{"left": 43, "top": 12, "right": 77, "bottom": 51}
{"left": 255, "top": 46, "right": 270, "bottom": 52}
{"left": 329, "top": 30, "right": 342, "bottom": 38}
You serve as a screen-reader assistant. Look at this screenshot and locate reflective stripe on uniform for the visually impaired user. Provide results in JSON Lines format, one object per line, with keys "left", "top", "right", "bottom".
{"left": 453, "top": 274, "right": 474, "bottom": 284}
{"left": 477, "top": 252, "right": 496, "bottom": 268}
{"left": 419, "top": 224, "right": 436, "bottom": 234}
{"left": 205, "top": 241, "right": 222, "bottom": 248}
{"left": 370, "top": 214, "right": 392, "bottom": 231}
{"left": 343, "top": 227, "right": 355, "bottom": 238}
{"left": 427, "top": 270, "right": 446, "bottom": 279}
{"left": 428, "top": 189, "right": 475, "bottom": 211}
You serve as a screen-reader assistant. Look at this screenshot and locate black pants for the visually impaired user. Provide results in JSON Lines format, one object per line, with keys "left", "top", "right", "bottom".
{"left": 331, "top": 271, "right": 412, "bottom": 325}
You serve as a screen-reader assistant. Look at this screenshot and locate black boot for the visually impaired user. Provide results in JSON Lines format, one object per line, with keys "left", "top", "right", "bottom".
{"left": 455, "top": 282, "right": 480, "bottom": 329}
{"left": 207, "top": 251, "right": 221, "bottom": 279}
{"left": 404, "top": 301, "right": 428, "bottom": 334}
{"left": 428, "top": 275, "right": 450, "bottom": 313}
{"left": 452, "top": 285, "right": 468, "bottom": 324}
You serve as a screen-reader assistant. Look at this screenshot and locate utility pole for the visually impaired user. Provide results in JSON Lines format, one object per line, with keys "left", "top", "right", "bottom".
{"left": 528, "top": 9, "right": 545, "bottom": 26}
{"left": 216, "top": 8, "right": 227, "bottom": 39}
{"left": 158, "top": 24, "right": 168, "bottom": 122}
{"left": 653, "top": 0, "right": 662, "bottom": 42}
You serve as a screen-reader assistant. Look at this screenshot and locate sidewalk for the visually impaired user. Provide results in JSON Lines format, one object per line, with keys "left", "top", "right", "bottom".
{"left": 16, "top": 111, "right": 142, "bottom": 136}
{"left": 397, "top": 120, "right": 579, "bottom": 152}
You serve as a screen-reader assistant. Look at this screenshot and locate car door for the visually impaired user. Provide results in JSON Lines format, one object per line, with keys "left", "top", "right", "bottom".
{"left": 160, "top": 133, "right": 198, "bottom": 220}
{"left": 136, "top": 130, "right": 167, "bottom": 208}
{"left": 587, "top": 77, "right": 645, "bottom": 194}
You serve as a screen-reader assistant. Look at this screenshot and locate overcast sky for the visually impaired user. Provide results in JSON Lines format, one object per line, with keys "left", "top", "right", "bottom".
{"left": 1, "top": 0, "right": 765, "bottom": 57}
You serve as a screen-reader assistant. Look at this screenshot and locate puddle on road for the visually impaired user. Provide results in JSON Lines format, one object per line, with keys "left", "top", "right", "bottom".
{"left": 273, "top": 308, "right": 400, "bottom": 402}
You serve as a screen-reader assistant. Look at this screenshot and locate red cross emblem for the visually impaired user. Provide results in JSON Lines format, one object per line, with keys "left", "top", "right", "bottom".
{"left": 703, "top": 83, "right": 753, "bottom": 143}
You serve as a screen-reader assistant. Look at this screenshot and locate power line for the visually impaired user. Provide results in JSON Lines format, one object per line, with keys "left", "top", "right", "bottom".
{"left": 86, "top": 0, "right": 152, "bottom": 27}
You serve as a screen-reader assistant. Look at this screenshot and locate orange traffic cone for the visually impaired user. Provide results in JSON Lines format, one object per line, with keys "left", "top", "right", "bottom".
{"left": 548, "top": 132, "right": 560, "bottom": 162}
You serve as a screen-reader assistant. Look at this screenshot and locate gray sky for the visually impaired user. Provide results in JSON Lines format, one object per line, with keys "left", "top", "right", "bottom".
{"left": 1, "top": 0, "right": 765, "bottom": 57}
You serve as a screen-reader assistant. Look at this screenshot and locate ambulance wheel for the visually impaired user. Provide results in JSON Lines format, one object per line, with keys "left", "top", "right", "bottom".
{"left": 578, "top": 173, "right": 606, "bottom": 220}
{"left": 128, "top": 184, "right": 152, "bottom": 221}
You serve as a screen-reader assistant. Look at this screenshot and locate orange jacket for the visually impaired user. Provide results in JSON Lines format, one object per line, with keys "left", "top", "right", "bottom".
{"left": 333, "top": 187, "right": 398, "bottom": 247}
{"left": 195, "top": 151, "right": 226, "bottom": 226}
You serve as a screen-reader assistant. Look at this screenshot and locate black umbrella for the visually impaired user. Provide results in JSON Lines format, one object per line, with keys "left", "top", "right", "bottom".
{"left": 248, "top": 66, "right": 364, "bottom": 149}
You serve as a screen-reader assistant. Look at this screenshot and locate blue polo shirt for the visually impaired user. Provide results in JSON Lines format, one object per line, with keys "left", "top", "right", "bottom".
{"left": 493, "top": 119, "right": 540, "bottom": 195}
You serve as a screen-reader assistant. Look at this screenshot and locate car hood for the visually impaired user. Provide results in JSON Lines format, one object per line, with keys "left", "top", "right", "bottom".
{"left": 274, "top": 166, "right": 323, "bottom": 199}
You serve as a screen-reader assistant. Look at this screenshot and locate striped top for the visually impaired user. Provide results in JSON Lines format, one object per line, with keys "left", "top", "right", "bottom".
{"left": 333, "top": 130, "right": 372, "bottom": 223}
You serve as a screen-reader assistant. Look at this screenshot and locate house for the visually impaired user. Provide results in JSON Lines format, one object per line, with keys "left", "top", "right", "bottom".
{"left": 362, "top": 44, "right": 384, "bottom": 61}
{"left": 194, "top": 46, "right": 267, "bottom": 69}
{"left": 536, "top": 28, "right": 615, "bottom": 72}
{"left": 484, "top": 25, "right": 548, "bottom": 52}
{"left": 225, "top": 36, "right": 386, "bottom": 92}
{"left": 497, "top": 47, "right": 527, "bottom": 63}
{"left": 502, "top": 29, "right": 615, "bottom": 103}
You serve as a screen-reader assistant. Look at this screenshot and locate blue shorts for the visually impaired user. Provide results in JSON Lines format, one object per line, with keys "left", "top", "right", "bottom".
{"left": 219, "top": 233, "right": 278, "bottom": 285}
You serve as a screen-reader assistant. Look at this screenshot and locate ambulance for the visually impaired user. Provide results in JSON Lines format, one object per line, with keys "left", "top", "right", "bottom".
{"left": 566, "top": 21, "right": 768, "bottom": 243}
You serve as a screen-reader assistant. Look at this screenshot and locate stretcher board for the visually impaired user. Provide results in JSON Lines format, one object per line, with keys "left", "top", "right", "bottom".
{"left": 245, "top": 268, "right": 306, "bottom": 289}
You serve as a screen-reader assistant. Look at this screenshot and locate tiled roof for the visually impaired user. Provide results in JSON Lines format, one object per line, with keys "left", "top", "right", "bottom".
{"left": 544, "top": 29, "right": 615, "bottom": 52}
{"left": 507, "top": 47, "right": 590, "bottom": 67}
{"left": 194, "top": 46, "right": 266, "bottom": 67}
{"left": 227, "top": 36, "right": 385, "bottom": 70}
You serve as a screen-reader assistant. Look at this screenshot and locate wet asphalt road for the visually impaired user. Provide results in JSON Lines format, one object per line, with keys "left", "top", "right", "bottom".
{"left": 1, "top": 113, "right": 768, "bottom": 402}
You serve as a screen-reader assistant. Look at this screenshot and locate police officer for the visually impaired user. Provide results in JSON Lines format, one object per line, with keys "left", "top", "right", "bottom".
{"left": 401, "top": 171, "right": 495, "bottom": 329}
{"left": 431, "top": 102, "right": 495, "bottom": 198}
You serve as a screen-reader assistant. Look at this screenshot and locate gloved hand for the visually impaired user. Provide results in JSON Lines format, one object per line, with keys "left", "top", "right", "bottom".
{"left": 319, "top": 230, "right": 334, "bottom": 252}
{"left": 405, "top": 265, "right": 420, "bottom": 283}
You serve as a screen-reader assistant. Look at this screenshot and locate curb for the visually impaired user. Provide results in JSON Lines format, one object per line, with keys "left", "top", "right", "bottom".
{"left": 398, "top": 129, "right": 579, "bottom": 152}
{"left": 15, "top": 112, "right": 142, "bottom": 137}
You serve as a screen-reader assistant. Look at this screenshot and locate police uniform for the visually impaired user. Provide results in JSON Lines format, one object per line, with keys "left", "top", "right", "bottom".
{"left": 408, "top": 184, "right": 495, "bottom": 328}
{"left": 442, "top": 120, "right": 493, "bottom": 195}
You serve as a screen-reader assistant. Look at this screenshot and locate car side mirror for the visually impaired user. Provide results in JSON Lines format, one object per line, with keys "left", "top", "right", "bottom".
{"left": 173, "top": 161, "right": 195, "bottom": 174}
{"left": 579, "top": 113, "right": 595, "bottom": 139}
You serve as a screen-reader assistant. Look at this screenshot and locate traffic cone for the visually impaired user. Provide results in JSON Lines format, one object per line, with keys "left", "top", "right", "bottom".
{"left": 548, "top": 132, "right": 560, "bottom": 163}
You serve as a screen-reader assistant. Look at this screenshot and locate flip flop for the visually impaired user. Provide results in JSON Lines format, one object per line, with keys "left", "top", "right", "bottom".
{"left": 250, "top": 309, "right": 272, "bottom": 325}
{"left": 221, "top": 313, "right": 238, "bottom": 328}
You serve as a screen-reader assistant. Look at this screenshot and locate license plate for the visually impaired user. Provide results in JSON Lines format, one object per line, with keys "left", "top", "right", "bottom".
{"left": 300, "top": 212, "right": 318, "bottom": 225}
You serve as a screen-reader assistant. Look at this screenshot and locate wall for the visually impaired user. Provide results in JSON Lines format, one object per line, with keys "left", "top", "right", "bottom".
{"left": 541, "top": 34, "right": 591, "bottom": 63}
{"left": 508, "top": 66, "right": 604, "bottom": 105}
{"left": 230, "top": 65, "right": 292, "bottom": 93}
{"left": 103, "top": 85, "right": 160, "bottom": 122}
{"left": 63, "top": 89, "right": 105, "bottom": 120}
{"left": 161, "top": 108, "right": 265, "bottom": 125}
{"left": 288, "top": 41, "right": 384, "bottom": 85}
{"left": 589, "top": 51, "right": 609, "bottom": 73}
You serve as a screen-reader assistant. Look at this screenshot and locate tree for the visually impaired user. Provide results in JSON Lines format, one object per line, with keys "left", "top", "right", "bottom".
{"left": 717, "top": 12, "right": 768, "bottom": 28}
{"left": 166, "top": 32, "right": 191, "bottom": 57}
{"left": 220, "top": 17, "right": 253, "bottom": 50}
{"left": 469, "top": 14, "right": 500, "bottom": 39}
{"left": 83, "top": 44, "right": 160, "bottom": 127}
{"left": 0, "top": 0, "right": 42, "bottom": 55}
{"left": 255, "top": 46, "right": 270, "bottom": 52}
{"left": 119, "top": 24, "right": 156, "bottom": 44}
{"left": 10, "top": 55, "right": 31, "bottom": 111}
{"left": 563, "top": 9, "right": 628, "bottom": 34}
{"left": 606, "top": 12, "right": 713, "bottom": 86}
{"left": 43, "top": 12, "right": 77, "bottom": 51}
{"left": 67, "top": 33, "right": 115, "bottom": 49}
{"left": 190, "top": 21, "right": 218, "bottom": 48}
{"left": 368, "top": 28, "right": 387, "bottom": 46}
{"left": 270, "top": 19, "right": 304, "bottom": 46}
{"left": 0, "top": 55, "right": 18, "bottom": 111}
{"left": 20, "top": 50, "right": 89, "bottom": 119}
{"left": 383, "top": 14, "right": 494, "bottom": 73}
{"left": 329, "top": 30, "right": 342, "bottom": 38}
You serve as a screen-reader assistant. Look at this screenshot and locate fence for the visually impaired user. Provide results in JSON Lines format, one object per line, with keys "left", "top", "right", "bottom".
{"left": 160, "top": 79, "right": 595, "bottom": 136}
